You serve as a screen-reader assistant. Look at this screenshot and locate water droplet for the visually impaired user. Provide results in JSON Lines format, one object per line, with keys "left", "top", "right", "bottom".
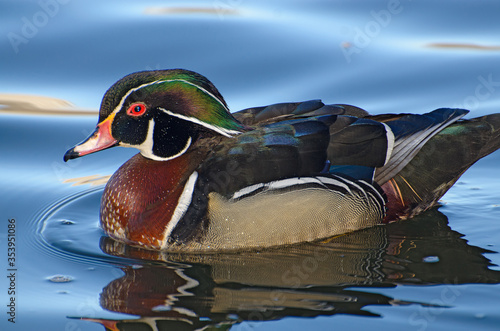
{"left": 422, "top": 256, "right": 439, "bottom": 263}
{"left": 57, "top": 240, "right": 74, "bottom": 249}
{"left": 47, "top": 275, "right": 74, "bottom": 283}
{"left": 199, "top": 317, "right": 211, "bottom": 321}
{"left": 60, "top": 219, "right": 75, "bottom": 225}
{"left": 131, "top": 264, "right": 143, "bottom": 269}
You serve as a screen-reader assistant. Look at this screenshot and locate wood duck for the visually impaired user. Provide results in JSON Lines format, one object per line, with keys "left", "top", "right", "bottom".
{"left": 64, "top": 69, "right": 500, "bottom": 252}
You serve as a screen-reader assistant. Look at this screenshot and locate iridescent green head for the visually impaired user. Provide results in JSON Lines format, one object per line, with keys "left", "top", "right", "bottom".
{"left": 64, "top": 69, "right": 246, "bottom": 161}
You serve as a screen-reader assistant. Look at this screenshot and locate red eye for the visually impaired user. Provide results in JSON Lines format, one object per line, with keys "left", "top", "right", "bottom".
{"left": 126, "top": 103, "right": 147, "bottom": 116}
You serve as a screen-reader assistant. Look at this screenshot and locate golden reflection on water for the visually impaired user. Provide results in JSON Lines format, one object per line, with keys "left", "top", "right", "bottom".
{"left": 64, "top": 175, "right": 110, "bottom": 186}
{"left": 143, "top": 6, "right": 239, "bottom": 16}
{"left": 0, "top": 94, "right": 96, "bottom": 116}
{"left": 426, "top": 43, "right": 500, "bottom": 51}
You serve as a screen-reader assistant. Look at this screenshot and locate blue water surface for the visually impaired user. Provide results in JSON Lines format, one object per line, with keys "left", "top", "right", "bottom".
{"left": 1, "top": 1, "right": 500, "bottom": 330}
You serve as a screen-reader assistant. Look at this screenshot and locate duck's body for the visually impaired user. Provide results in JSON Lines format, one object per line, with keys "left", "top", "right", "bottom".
{"left": 65, "top": 69, "right": 500, "bottom": 252}
{"left": 102, "top": 147, "right": 385, "bottom": 251}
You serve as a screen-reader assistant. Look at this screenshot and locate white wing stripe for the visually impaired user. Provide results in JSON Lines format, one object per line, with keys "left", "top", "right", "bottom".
{"left": 230, "top": 175, "right": 382, "bottom": 201}
{"left": 231, "top": 183, "right": 265, "bottom": 200}
{"left": 381, "top": 122, "right": 395, "bottom": 165}
{"left": 315, "top": 176, "right": 353, "bottom": 195}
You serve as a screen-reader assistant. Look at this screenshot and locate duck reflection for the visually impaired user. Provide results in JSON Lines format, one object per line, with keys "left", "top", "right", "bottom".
{"left": 81, "top": 208, "right": 500, "bottom": 330}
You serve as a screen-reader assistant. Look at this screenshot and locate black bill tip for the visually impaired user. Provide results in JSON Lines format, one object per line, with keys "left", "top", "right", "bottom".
{"left": 63, "top": 148, "right": 80, "bottom": 162}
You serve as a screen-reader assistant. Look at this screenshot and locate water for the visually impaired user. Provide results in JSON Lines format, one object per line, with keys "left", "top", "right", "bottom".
{"left": 1, "top": 0, "right": 500, "bottom": 330}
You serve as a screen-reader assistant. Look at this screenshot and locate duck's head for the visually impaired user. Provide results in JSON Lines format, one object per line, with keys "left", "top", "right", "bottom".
{"left": 64, "top": 69, "right": 245, "bottom": 162}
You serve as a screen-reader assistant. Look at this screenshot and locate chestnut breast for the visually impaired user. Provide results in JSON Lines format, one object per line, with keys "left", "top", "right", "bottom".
{"left": 100, "top": 151, "right": 203, "bottom": 249}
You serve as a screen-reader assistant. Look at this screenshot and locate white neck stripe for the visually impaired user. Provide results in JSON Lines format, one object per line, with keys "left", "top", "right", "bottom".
{"left": 173, "top": 79, "right": 230, "bottom": 113}
{"left": 159, "top": 107, "right": 241, "bottom": 137}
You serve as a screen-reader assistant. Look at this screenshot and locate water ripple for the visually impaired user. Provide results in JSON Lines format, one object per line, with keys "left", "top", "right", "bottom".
{"left": 33, "top": 188, "right": 136, "bottom": 267}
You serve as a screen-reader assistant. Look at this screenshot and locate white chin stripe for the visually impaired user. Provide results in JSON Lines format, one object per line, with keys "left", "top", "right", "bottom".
{"left": 120, "top": 118, "right": 193, "bottom": 161}
{"left": 141, "top": 134, "right": 192, "bottom": 161}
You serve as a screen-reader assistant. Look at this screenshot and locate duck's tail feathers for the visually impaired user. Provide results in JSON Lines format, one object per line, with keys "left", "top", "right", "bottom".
{"left": 382, "top": 112, "right": 500, "bottom": 221}
{"left": 374, "top": 108, "right": 469, "bottom": 184}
